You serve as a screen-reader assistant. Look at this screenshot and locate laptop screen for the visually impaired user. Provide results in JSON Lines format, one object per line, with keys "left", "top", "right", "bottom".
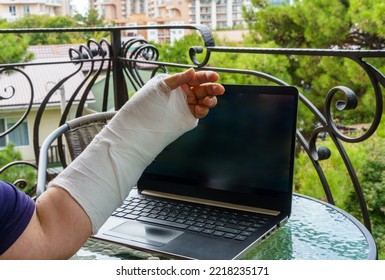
{"left": 138, "top": 84, "right": 298, "bottom": 213}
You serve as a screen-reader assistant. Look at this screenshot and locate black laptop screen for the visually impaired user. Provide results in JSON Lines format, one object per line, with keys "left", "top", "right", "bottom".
{"left": 138, "top": 84, "right": 298, "bottom": 210}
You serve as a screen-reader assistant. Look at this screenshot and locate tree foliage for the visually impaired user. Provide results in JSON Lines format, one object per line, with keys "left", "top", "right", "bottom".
{"left": 7, "top": 15, "right": 79, "bottom": 44}
{"left": 75, "top": 8, "right": 105, "bottom": 27}
{"left": 0, "top": 9, "right": 107, "bottom": 63}
{"left": 0, "top": 21, "right": 34, "bottom": 63}
{"left": 245, "top": 0, "right": 385, "bottom": 49}
{"left": 242, "top": 0, "right": 385, "bottom": 135}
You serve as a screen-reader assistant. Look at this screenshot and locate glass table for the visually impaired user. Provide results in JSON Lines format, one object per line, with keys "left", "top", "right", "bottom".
{"left": 72, "top": 194, "right": 377, "bottom": 260}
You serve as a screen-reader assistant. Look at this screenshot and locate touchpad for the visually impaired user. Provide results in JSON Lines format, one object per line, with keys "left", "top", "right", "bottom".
{"left": 104, "top": 221, "right": 183, "bottom": 247}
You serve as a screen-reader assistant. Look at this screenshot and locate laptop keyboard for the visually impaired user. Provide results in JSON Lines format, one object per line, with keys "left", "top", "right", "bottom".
{"left": 112, "top": 196, "right": 272, "bottom": 241}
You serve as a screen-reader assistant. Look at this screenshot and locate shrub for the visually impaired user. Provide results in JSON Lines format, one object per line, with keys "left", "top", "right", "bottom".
{"left": 0, "top": 143, "right": 37, "bottom": 196}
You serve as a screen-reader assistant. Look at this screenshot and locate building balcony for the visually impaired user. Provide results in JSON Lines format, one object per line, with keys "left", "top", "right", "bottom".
{"left": 1, "top": 25, "right": 384, "bottom": 255}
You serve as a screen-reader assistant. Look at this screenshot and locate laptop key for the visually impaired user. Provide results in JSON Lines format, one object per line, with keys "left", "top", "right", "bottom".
{"left": 194, "top": 222, "right": 205, "bottom": 227}
{"left": 123, "top": 214, "right": 139, "bottom": 220}
{"left": 224, "top": 233, "right": 237, "bottom": 239}
{"left": 204, "top": 224, "right": 215, "bottom": 229}
{"left": 113, "top": 212, "right": 125, "bottom": 218}
{"left": 212, "top": 231, "right": 225, "bottom": 237}
{"left": 215, "top": 226, "right": 241, "bottom": 234}
{"left": 234, "top": 235, "right": 248, "bottom": 241}
{"left": 241, "top": 231, "right": 253, "bottom": 236}
{"left": 202, "top": 229, "right": 214, "bottom": 235}
{"left": 187, "top": 226, "right": 204, "bottom": 232}
{"left": 225, "top": 223, "right": 247, "bottom": 231}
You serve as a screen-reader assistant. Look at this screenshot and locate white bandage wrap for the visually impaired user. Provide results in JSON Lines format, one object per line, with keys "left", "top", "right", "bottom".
{"left": 49, "top": 74, "right": 198, "bottom": 233}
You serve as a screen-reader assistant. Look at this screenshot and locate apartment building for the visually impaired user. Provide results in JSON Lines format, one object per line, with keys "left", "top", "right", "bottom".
{"left": 0, "top": 0, "right": 71, "bottom": 21}
{"left": 92, "top": 0, "right": 148, "bottom": 26}
{"left": 92, "top": 0, "right": 292, "bottom": 27}
{"left": 91, "top": 0, "right": 250, "bottom": 43}
{"left": 188, "top": 0, "right": 252, "bottom": 30}
{"left": 91, "top": 0, "right": 292, "bottom": 42}
{"left": 92, "top": 0, "right": 249, "bottom": 28}
{"left": 146, "top": 0, "right": 190, "bottom": 43}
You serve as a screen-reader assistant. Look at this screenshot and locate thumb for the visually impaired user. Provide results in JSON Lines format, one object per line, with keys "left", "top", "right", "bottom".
{"left": 163, "top": 68, "right": 195, "bottom": 90}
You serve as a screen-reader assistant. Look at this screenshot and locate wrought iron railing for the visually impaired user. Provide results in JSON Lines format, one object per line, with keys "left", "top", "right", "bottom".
{"left": 1, "top": 25, "right": 385, "bottom": 233}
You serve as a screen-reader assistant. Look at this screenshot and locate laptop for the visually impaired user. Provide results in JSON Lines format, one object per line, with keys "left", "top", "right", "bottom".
{"left": 94, "top": 84, "right": 299, "bottom": 259}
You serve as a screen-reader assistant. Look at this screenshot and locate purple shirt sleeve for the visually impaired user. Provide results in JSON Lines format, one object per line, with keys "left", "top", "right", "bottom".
{"left": 0, "top": 180, "right": 35, "bottom": 255}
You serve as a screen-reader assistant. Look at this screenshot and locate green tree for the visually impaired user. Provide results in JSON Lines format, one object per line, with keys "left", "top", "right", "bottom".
{"left": 0, "top": 21, "right": 33, "bottom": 63}
{"left": 344, "top": 136, "right": 385, "bottom": 259}
{"left": 73, "top": 8, "right": 109, "bottom": 41}
{"left": 4, "top": 11, "right": 107, "bottom": 46}
{"left": 44, "top": 16, "right": 81, "bottom": 44}
{"left": 243, "top": 0, "right": 385, "bottom": 135}
{"left": 84, "top": 8, "right": 105, "bottom": 27}
{"left": 347, "top": 0, "right": 385, "bottom": 48}
{"left": 155, "top": 32, "right": 207, "bottom": 65}
{"left": 74, "top": 8, "right": 105, "bottom": 27}
{"left": 7, "top": 14, "right": 84, "bottom": 45}
{"left": 244, "top": 0, "right": 385, "bottom": 49}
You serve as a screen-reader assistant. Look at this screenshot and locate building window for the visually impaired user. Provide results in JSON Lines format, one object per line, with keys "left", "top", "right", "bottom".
{"left": 0, "top": 118, "right": 30, "bottom": 147}
{"left": 23, "top": 5, "right": 30, "bottom": 15}
{"left": 9, "top": 6, "right": 16, "bottom": 16}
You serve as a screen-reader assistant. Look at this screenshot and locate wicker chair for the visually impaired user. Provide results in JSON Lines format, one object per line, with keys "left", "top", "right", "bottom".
{"left": 36, "top": 111, "right": 116, "bottom": 197}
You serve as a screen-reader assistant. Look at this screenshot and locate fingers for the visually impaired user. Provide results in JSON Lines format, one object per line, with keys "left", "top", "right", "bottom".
{"left": 190, "top": 83, "right": 225, "bottom": 100}
{"left": 193, "top": 106, "right": 211, "bottom": 119}
{"left": 163, "top": 68, "right": 225, "bottom": 119}
{"left": 163, "top": 68, "right": 195, "bottom": 90}
{"left": 185, "top": 83, "right": 224, "bottom": 107}
{"left": 164, "top": 68, "right": 220, "bottom": 90}
{"left": 190, "top": 94, "right": 221, "bottom": 119}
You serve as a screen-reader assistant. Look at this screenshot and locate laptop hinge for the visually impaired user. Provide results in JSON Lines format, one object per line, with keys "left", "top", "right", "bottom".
{"left": 141, "top": 190, "right": 280, "bottom": 216}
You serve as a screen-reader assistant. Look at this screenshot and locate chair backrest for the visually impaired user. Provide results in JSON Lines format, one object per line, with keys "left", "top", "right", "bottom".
{"left": 64, "top": 112, "right": 116, "bottom": 160}
{"left": 36, "top": 111, "right": 116, "bottom": 197}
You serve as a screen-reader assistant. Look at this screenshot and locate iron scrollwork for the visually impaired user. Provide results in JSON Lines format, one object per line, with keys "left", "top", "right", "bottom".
{"left": 0, "top": 67, "right": 36, "bottom": 194}
{"left": 0, "top": 67, "right": 34, "bottom": 137}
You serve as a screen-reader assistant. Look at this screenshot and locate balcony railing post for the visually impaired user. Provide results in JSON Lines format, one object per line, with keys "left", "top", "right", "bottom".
{"left": 110, "top": 29, "right": 128, "bottom": 110}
